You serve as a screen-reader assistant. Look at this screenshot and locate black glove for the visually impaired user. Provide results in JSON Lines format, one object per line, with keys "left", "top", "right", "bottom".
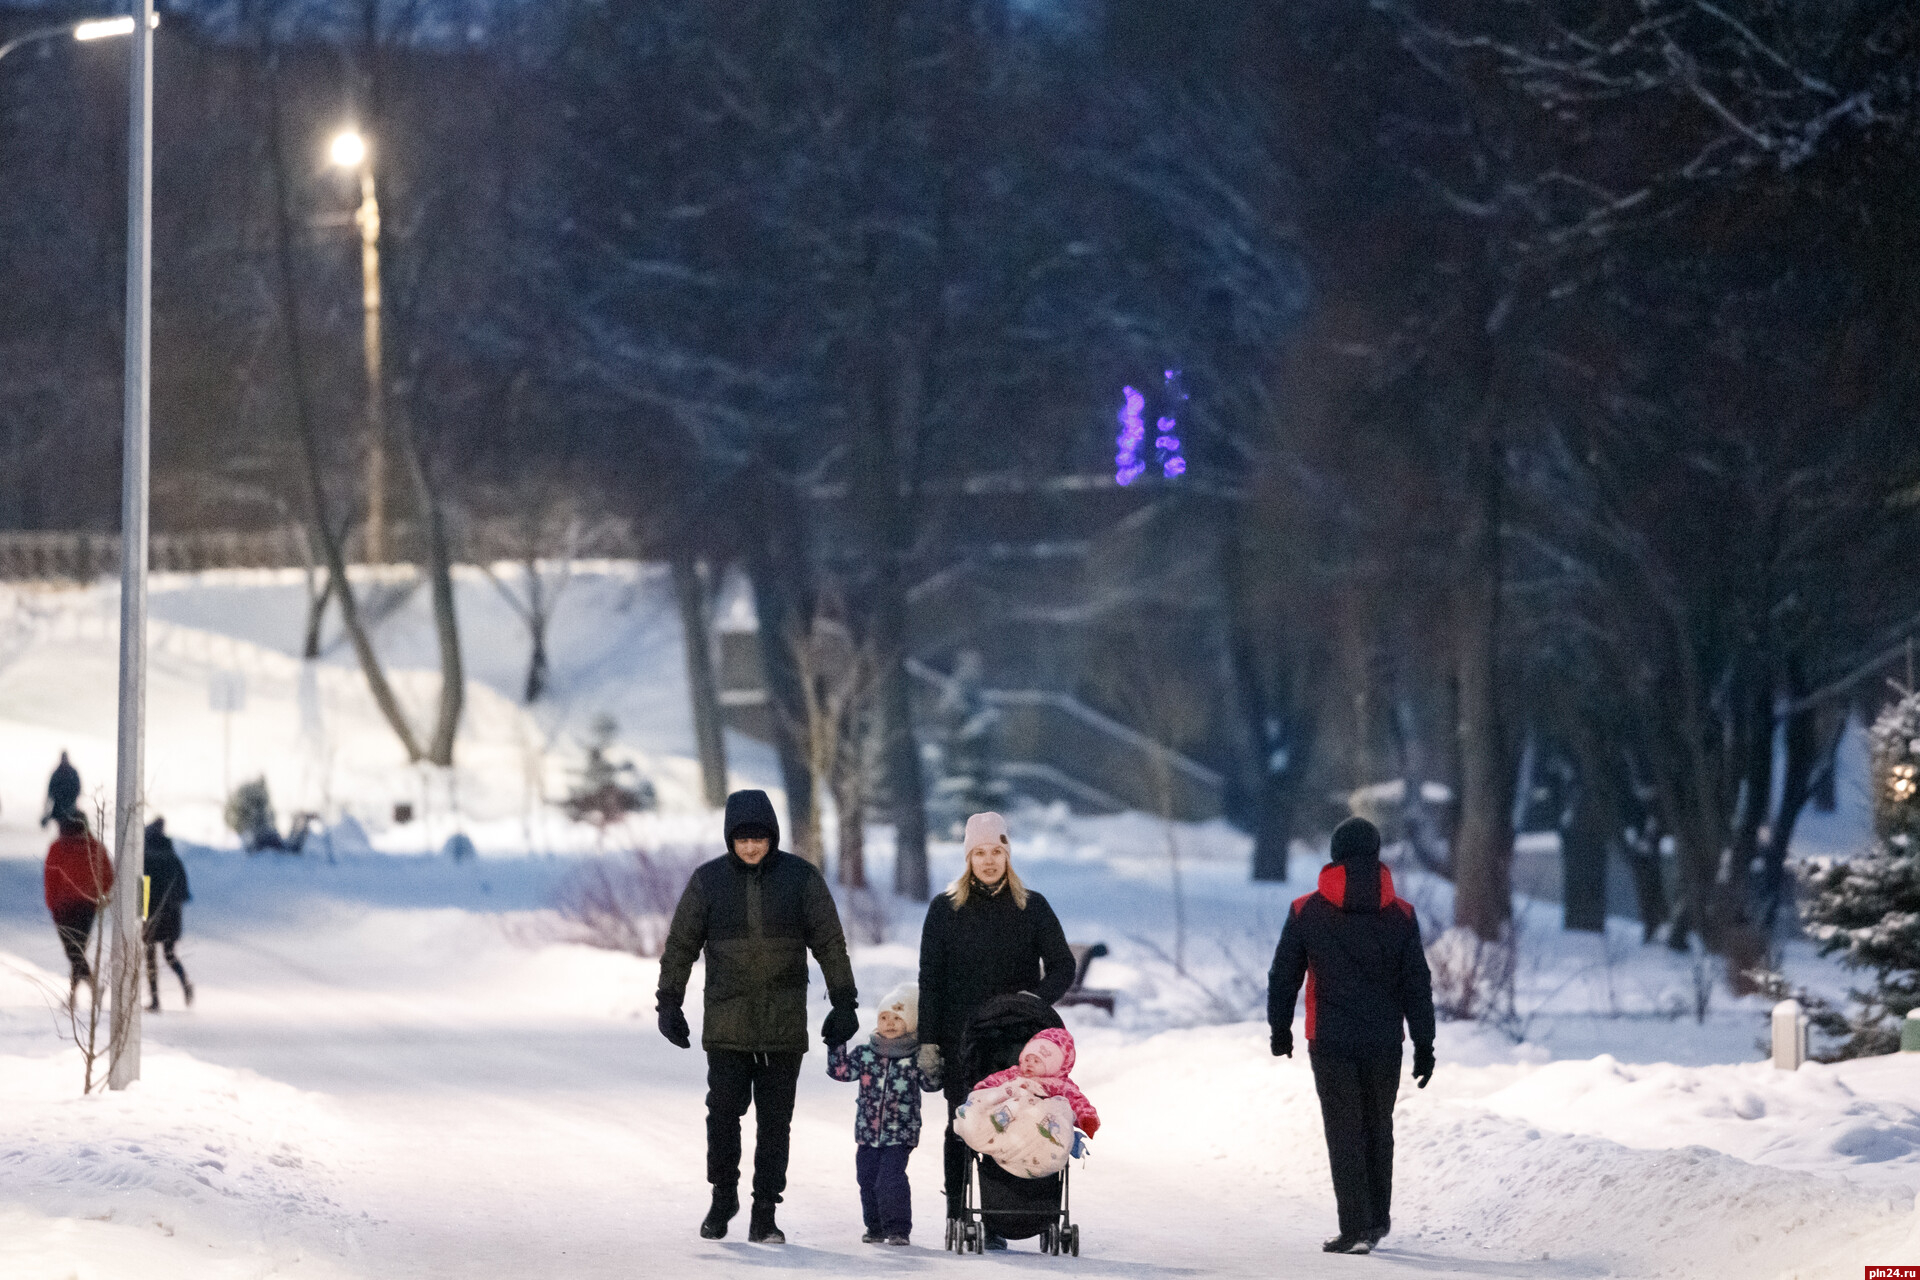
{"left": 822, "top": 1003, "right": 859, "bottom": 1047}
{"left": 1271, "top": 1027, "right": 1293, "bottom": 1058}
{"left": 657, "top": 1000, "right": 691, "bottom": 1049}
{"left": 1413, "top": 1044, "right": 1435, "bottom": 1089}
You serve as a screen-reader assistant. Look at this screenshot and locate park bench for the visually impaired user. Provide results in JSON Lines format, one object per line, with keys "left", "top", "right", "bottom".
{"left": 1057, "top": 942, "right": 1116, "bottom": 1015}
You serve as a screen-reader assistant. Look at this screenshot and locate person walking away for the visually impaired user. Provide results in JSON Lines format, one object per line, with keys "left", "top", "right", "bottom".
{"left": 43, "top": 813, "right": 113, "bottom": 1010}
{"left": 657, "top": 789, "right": 860, "bottom": 1245}
{"left": 142, "top": 817, "right": 193, "bottom": 1011}
{"left": 826, "top": 983, "right": 943, "bottom": 1245}
{"left": 917, "top": 811, "right": 1075, "bottom": 1248}
{"left": 43, "top": 751, "right": 80, "bottom": 828}
{"left": 1268, "top": 816, "right": 1436, "bottom": 1255}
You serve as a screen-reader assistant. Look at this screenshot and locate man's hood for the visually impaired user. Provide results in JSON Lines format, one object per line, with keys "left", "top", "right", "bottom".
{"left": 1316, "top": 859, "right": 1396, "bottom": 913}
{"left": 723, "top": 789, "right": 781, "bottom": 852}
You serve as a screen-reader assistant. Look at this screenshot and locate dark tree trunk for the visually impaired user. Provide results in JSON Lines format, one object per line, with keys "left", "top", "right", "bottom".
{"left": 1760, "top": 685, "right": 1844, "bottom": 928}
{"left": 302, "top": 567, "right": 334, "bottom": 661}
{"left": 1560, "top": 779, "right": 1612, "bottom": 933}
{"left": 746, "top": 484, "right": 816, "bottom": 859}
{"left": 671, "top": 552, "right": 729, "bottom": 810}
{"left": 834, "top": 767, "right": 867, "bottom": 889}
{"left": 1452, "top": 414, "right": 1514, "bottom": 940}
{"left": 1252, "top": 747, "right": 1305, "bottom": 882}
{"left": 525, "top": 609, "right": 549, "bottom": 704}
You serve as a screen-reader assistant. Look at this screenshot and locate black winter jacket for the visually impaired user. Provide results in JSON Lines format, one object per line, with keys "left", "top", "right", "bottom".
{"left": 657, "top": 790, "right": 857, "bottom": 1053}
{"left": 918, "top": 879, "right": 1075, "bottom": 1055}
{"left": 1268, "top": 859, "right": 1436, "bottom": 1055}
{"left": 142, "top": 825, "right": 190, "bottom": 917}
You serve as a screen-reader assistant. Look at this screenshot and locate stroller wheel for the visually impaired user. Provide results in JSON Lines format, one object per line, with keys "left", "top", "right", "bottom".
{"left": 1069, "top": 1224, "right": 1080, "bottom": 1256}
{"left": 1044, "top": 1225, "right": 1060, "bottom": 1255}
{"left": 945, "top": 1219, "right": 956, "bottom": 1252}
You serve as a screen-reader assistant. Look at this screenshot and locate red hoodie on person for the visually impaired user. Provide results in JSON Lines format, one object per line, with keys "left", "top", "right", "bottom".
{"left": 44, "top": 831, "right": 114, "bottom": 916}
{"left": 1267, "top": 859, "right": 1435, "bottom": 1054}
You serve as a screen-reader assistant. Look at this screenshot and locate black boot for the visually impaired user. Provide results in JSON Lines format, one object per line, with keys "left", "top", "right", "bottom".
{"left": 1366, "top": 1217, "right": 1391, "bottom": 1247}
{"left": 747, "top": 1200, "right": 784, "bottom": 1244}
{"left": 699, "top": 1186, "right": 738, "bottom": 1240}
{"left": 1322, "top": 1233, "right": 1372, "bottom": 1255}
{"left": 985, "top": 1231, "right": 1008, "bottom": 1251}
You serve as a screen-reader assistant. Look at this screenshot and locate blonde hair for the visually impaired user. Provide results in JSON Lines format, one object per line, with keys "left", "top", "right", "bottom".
{"left": 946, "top": 858, "right": 1028, "bottom": 910}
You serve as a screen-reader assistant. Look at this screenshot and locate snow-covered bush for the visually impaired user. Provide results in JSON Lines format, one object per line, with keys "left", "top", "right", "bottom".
{"left": 1427, "top": 926, "right": 1516, "bottom": 1025}
{"left": 1796, "top": 689, "right": 1920, "bottom": 1058}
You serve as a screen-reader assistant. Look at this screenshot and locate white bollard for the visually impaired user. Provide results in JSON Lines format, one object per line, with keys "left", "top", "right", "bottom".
{"left": 1904, "top": 1008, "right": 1920, "bottom": 1053}
{"left": 1772, "top": 999, "right": 1808, "bottom": 1070}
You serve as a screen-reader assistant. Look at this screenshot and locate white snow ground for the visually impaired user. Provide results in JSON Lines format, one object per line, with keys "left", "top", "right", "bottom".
{"left": 0, "top": 572, "right": 1916, "bottom": 1278}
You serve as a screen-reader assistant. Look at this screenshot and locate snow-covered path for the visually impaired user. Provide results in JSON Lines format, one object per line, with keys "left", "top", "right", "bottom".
{"left": 2, "top": 850, "right": 1915, "bottom": 1279}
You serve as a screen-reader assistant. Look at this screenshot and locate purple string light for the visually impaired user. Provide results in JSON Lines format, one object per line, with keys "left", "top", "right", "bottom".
{"left": 1157, "top": 369, "right": 1187, "bottom": 479}
{"left": 1115, "top": 385, "right": 1147, "bottom": 486}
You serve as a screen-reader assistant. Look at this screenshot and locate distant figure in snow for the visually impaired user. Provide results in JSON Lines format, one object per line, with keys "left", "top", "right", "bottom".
{"left": 43, "top": 812, "right": 113, "bottom": 1009}
{"left": 825, "top": 983, "right": 943, "bottom": 1246}
{"left": 142, "top": 818, "right": 193, "bottom": 1012}
{"left": 656, "top": 789, "right": 860, "bottom": 1246}
{"left": 42, "top": 751, "right": 81, "bottom": 828}
{"left": 1268, "top": 816, "right": 1436, "bottom": 1256}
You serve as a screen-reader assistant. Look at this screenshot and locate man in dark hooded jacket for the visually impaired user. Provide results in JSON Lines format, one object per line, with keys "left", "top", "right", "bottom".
{"left": 657, "top": 789, "right": 859, "bottom": 1245}
{"left": 1269, "top": 816, "right": 1436, "bottom": 1255}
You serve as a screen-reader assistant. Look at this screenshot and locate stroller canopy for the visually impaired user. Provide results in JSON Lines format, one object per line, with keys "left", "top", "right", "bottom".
{"left": 958, "top": 992, "right": 1065, "bottom": 1093}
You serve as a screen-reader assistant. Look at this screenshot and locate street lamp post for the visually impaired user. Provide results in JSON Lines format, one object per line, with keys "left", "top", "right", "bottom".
{"left": 105, "top": 0, "right": 156, "bottom": 1092}
{"left": 331, "top": 129, "right": 386, "bottom": 565}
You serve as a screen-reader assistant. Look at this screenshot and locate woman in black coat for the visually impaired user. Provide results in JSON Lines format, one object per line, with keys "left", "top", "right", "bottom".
{"left": 918, "top": 812, "right": 1075, "bottom": 1226}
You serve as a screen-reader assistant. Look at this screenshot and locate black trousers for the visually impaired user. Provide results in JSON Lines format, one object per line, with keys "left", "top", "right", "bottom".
{"left": 1309, "top": 1044, "right": 1402, "bottom": 1239}
{"left": 705, "top": 1050, "right": 803, "bottom": 1205}
{"left": 52, "top": 904, "right": 96, "bottom": 982}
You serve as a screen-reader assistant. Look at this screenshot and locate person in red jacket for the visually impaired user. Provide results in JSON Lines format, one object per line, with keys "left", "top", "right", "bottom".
{"left": 44, "top": 813, "right": 114, "bottom": 1008}
{"left": 1269, "top": 816, "right": 1436, "bottom": 1256}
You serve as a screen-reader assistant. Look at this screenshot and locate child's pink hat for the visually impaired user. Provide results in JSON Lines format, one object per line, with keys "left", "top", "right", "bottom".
{"left": 1029, "top": 1026, "right": 1076, "bottom": 1074}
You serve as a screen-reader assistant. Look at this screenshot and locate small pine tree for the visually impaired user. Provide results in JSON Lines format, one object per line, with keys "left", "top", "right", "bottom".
{"left": 1798, "top": 688, "right": 1920, "bottom": 1057}
{"left": 563, "top": 714, "right": 657, "bottom": 831}
{"left": 225, "top": 776, "right": 279, "bottom": 851}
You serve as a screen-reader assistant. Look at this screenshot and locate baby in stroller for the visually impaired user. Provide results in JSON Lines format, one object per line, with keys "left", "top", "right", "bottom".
{"left": 946, "top": 995, "right": 1093, "bottom": 1255}
{"left": 973, "top": 1028, "right": 1100, "bottom": 1137}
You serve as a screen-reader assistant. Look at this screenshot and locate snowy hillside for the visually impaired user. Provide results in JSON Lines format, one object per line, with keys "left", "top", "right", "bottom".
{"left": 0, "top": 570, "right": 1915, "bottom": 1278}
{"left": 0, "top": 569, "right": 779, "bottom": 858}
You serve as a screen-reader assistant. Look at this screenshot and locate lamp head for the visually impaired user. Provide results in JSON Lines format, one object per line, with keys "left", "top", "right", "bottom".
{"left": 329, "top": 131, "right": 368, "bottom": 169}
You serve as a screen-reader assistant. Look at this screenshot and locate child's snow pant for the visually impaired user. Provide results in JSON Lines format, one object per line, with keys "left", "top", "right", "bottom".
{"left": 856, "top": 1144, "right": 913, "bottom": 1237}
{"left": 706, "top": 1050, "right": 803, "bottom": 1205}
{"left": 52, "top": 904, "right": 96, "bottom": 982}
{"left": 1309, "top": 1044, "right": 1402, "bottom": 1239}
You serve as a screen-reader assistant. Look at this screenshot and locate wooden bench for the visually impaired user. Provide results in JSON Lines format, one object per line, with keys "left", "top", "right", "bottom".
{"left": 1057, "top": 942, "right": 1116, "bottom": 1015}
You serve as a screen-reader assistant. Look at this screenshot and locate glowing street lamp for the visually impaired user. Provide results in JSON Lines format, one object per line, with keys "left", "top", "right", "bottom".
{"left": 0, "top": 12, "right": 157, "bottom": 64}
{"left": 330, "top": 128, "right": 388, "bottom": 564}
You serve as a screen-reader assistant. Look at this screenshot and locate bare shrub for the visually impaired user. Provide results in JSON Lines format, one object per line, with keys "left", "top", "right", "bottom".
{"left": 837, "top": 885, "right": 891, "bottom": 947}
{"left": 553, "top": 845, "right": 701, "bottom": 957}
{"left": 1427, "top": 925, "right": 1516, "bottom": 1025}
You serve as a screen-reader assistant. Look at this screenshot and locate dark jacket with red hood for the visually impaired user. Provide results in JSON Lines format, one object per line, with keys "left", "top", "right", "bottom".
{"left": 1268, "top": 856, "right": 1435, "bottom": 1056}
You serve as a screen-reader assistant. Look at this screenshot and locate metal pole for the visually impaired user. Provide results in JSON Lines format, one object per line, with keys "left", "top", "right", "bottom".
{"left": 358, "top": 165, "right": 386, "bottom": 565}
{"left": 106, "top": 0, "right": 154, "bottom": 1091}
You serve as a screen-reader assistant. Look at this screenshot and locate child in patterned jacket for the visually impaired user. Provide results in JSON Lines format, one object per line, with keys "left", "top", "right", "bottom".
{"left": 826, "top": 982, "right": 944, "bottom": 1245}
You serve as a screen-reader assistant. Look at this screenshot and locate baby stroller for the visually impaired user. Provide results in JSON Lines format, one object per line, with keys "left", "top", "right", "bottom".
{"left": 944, "top": 992, "right": 1082, "bottom": 1257}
